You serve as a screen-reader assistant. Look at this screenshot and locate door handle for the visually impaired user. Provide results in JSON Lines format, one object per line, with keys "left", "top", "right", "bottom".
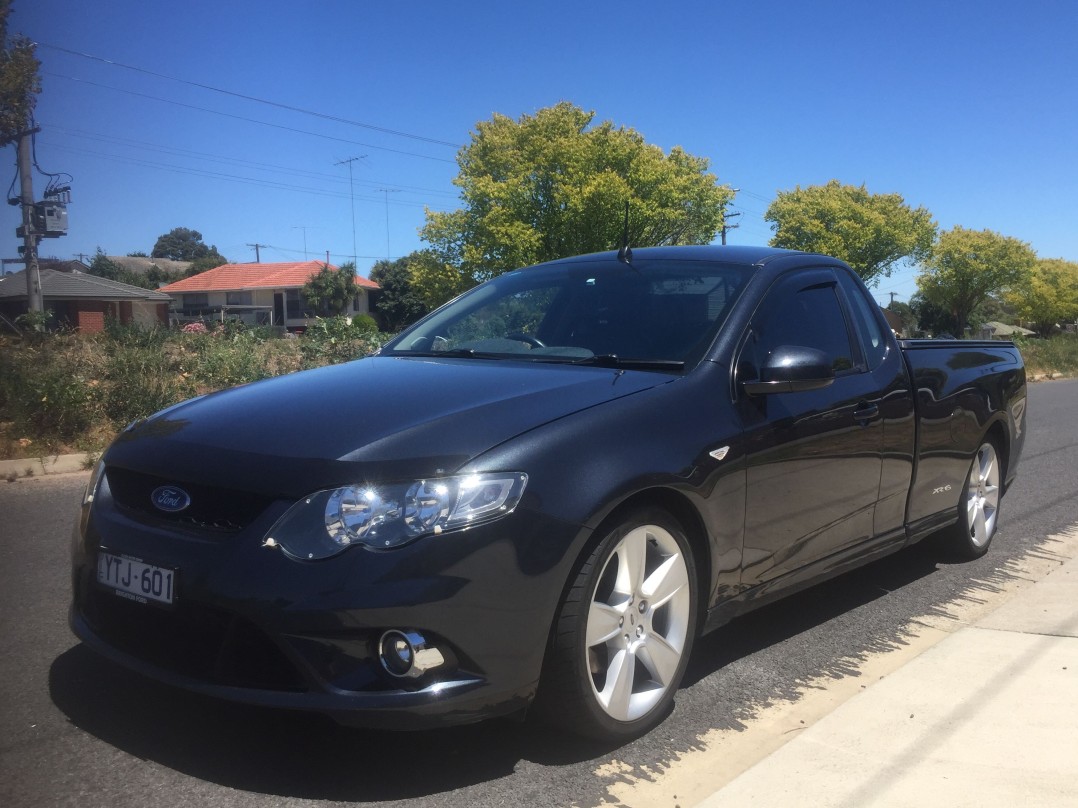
{"left": 853, "top": 402, "right": 879, "bottom": 425}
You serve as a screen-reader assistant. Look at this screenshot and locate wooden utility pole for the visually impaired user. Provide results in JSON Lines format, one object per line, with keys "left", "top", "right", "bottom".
{"left": 17, "top": 128, "right": 43, "bottom": 313}
{"left": 246, "top": 242, "right": 265, "bottom": 263}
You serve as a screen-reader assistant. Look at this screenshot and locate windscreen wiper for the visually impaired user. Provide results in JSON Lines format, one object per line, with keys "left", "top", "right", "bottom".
{"left": 571, "top": 354, "right": 685, "bottom": 370}
{"left": 399, "top": 348, "right": 505, "bottom": 360}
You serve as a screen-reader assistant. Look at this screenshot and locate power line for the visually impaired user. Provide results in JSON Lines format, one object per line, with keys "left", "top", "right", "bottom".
{"left": 40, "top": 127, "right": 460, "bottom": 197}
{"left": 336, "top": 157, "right": 366, "bottom": 267}
{"left": 39, "top": 140, "right": 455, "bottom": 211}
{"left": 37, "top": 43, "right": 462, "bottom": 149}
{"left": 43, "top": 73, "right": 456, "bottom": 164}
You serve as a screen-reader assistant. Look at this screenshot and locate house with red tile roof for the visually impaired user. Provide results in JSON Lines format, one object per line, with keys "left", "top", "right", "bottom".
{"left": 158, "top": 261, "right": 379, "bottom": 329}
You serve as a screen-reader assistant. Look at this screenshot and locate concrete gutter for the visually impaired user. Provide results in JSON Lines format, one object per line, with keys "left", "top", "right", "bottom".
{"left": 0, "top": 452, "right": 94, "bottom": 480}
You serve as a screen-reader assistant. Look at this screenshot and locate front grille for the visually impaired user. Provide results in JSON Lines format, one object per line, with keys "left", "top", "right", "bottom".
{"left": 106, "top": 466, "right": 274, "bottom": 532}
{"left": 83, "top": 586, "right": 306, "bottom": 692}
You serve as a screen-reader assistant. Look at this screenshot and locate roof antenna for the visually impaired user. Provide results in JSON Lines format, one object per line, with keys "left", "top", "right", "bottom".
{"left": 616, "top": 200, "right": 633, "bottom": 265}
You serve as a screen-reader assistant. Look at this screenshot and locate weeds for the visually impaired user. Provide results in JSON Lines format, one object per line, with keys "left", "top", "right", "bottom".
{"left": 0, "top": 317, "right": 391, "bottom": 459}
{"left": 1014, "top": 333, "right": 1078, "bottom": 379}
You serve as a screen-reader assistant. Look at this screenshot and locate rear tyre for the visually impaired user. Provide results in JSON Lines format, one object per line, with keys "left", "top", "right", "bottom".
{"left": 535, "top": 508, "right": 698, "bottom": 741}
{"left": 949, "top": 439, "right": 1002, "bottom": 559}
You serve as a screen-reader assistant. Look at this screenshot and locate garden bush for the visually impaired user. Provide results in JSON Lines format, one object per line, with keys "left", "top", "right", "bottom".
{"left": 0, "top": 317, "right": 391, "bottom": 458}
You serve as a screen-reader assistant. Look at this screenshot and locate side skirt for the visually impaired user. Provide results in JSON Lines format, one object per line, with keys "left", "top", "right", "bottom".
{"left": 701, "top": 528, "right": 908, "bottom": 634}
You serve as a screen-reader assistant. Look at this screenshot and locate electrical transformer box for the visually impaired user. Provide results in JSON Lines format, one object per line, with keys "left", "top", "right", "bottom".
{"left": 34, "top": 201, "right": 68, "bottom": 237}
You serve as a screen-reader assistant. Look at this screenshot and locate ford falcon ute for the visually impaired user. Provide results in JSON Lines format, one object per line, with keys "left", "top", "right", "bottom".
{"left": 71, "top": 245, "right": 1026, "bottom": 741}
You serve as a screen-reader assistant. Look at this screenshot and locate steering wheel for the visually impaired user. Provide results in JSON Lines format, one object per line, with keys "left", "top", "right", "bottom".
{"left": 505, "top": 332, "right": 546, "bottom": 349}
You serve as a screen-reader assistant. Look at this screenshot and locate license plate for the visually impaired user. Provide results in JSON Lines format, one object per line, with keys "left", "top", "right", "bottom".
{"left": 97, "top": 552, "right": 177, "bottom": 606}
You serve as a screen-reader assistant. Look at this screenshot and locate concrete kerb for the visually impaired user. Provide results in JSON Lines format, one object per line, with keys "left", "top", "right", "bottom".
{"left": 0, "top": 452, "right": 94, "bottom": 481}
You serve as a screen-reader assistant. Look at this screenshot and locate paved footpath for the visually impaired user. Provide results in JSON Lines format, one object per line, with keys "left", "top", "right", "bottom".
{"left": 700, "top": 554, "right": 1078, "bottom": 807}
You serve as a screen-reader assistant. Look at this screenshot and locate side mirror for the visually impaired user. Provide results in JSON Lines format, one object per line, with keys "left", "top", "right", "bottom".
{"left": 743, "top": 345, "right": 835, "bottom": 395}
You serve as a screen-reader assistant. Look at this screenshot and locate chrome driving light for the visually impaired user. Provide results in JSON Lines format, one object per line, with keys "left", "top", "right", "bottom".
{"left": 264, "top": 472, "right": 527, "bottom": 560}
{"left": 378, "top": 629, "right": 446, "bottom": 679}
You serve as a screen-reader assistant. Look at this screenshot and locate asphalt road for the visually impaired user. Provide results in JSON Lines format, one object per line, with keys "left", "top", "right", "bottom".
{"left": 1, "top": 379, "right": 1075, "bottom": 808}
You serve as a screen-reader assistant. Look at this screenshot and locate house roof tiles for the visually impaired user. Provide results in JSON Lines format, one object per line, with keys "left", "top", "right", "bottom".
{"left": 0, "top": 268, "right": 171, "bottom": 301}
{"left": 158, "top": 261, "right": 379, "bottom": 294}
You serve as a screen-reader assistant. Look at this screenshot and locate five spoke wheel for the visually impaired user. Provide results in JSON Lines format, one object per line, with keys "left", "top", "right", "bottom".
{"left": 536, "top": 508, "right": 697, "bottom": 740}
{"left": 950, "top": 439, "right": 1003, "bottom": 559}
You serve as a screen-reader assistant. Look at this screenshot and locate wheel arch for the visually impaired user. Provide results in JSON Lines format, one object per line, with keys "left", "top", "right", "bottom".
{"left": 550, "top": 486, "right": 713, "bottom": 646}
{"left": 984, "top": 418, "right": 1010, "bottom": 487}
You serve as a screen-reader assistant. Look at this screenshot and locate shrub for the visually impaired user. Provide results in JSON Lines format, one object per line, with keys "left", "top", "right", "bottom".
{"left": 1014, "top": 333, "right": 1078, "bottom": 378}
{"left": 0, "top": 319, "right": 385, "bottom": 459}
{"left": 300, "top": 316, "right": 385, "bottom": 365}
{"left": 352, "top": 313, "right": 379, "bottom": 333}
{"left": 0, "top": 336, "right": 102, "bottom": 443}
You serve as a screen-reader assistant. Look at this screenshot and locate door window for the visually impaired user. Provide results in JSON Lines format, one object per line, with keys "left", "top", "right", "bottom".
{"left": 749, "top": 282, "right": 857, "bottom": 375}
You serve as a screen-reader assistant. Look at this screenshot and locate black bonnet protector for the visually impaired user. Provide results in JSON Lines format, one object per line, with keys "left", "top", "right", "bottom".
{"left": 103, "top": 356, "right": 670, "bottom": 500}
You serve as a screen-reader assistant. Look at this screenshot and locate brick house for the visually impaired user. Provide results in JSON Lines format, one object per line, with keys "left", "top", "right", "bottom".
{"left": 0, "top": 266, "right": 171, "bottom": 333}
{"left": 158, "top": 261, "right": 379, "bottom": 329}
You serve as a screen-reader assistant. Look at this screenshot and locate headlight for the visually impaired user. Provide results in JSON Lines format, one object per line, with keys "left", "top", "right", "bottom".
{"left": 265, "top": 473, "right": 528, "bottom": 560}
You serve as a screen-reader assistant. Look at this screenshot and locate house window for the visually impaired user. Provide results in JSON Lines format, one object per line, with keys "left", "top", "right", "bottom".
{"left": 226, "top": 291, "right": 252, "bottom": 306}
{"left": 184, "top": 293, "right": 208, "bottom": 309}
{"left": 286, "top": 289, "right": 315, "bottom": 320}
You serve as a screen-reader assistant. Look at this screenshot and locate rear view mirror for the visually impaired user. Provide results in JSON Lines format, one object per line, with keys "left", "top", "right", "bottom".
{"left": 743, "top": 345, "right": 835, "bottom": 395}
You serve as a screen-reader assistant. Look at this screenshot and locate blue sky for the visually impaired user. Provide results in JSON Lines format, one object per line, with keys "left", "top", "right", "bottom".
{"left": 5, "top": 0, "right": 1076, "bottom": 304}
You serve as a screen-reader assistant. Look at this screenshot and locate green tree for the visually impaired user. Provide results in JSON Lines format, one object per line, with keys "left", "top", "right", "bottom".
{"left": 368, "top": 254, "right": 430, "bottom": 332}
{"left": 418, "top": 102, "right": 731, "bottom": 302}
{"left": 151, "top": 227, "right": 225, "bottom": 263}
{"left": 1006, "top": 258, "right": 1078, "bottom": 337}
{"left": 87, "top": 248, "right": 182, "bottom": 290}
{"left": 909, "top": 293, "right": 957, "bottom": 337}
{"left": 0, "top": 1, "right": 40, "bottom": 148}
{"left": 184, "top": 253, "right": 229, "bottom": 276}
{"left": 301, "top": 262, "right": 357, "bottom": 316}
{"left": 916, "top": 227, "right": 1036, "bottom": 337}
{"left": 765, "top": 180, "right": 937, "bottom": 286}
{"left": 88, "top": 249, "right": 123, "bottom": 282}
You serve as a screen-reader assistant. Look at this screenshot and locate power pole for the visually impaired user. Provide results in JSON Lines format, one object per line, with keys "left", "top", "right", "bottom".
{"left": 291, "top": 226, "right": 311, "bottom": 260}
{"left": 335, "top": 156, "right": 366, "bottom": 267}
{"left": 377, "top": 188, "right": 400, "bottom": 260}
{"left": 17, "top": 128, "right": 43, "bottom": 314}
{"left": 720, "top": 192, "right": 741, "bottom": 246}
{"left": 246, "top": 243, "right": 265, "bottom": 263}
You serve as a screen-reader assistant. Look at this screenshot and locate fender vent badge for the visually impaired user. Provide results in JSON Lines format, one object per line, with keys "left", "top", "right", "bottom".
{"left": 709, "top": 446, "right": 730, "bottom": 462}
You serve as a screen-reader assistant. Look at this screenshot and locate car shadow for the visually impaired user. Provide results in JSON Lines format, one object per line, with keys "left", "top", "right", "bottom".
{"left": 48, "top": 536, "right": 958, "bottom": 801}
{"left": 683, "top": 537, "right": 946, "bottom": 689}
{"left": 48, "top": 645, "right": 613, "bottom": 801}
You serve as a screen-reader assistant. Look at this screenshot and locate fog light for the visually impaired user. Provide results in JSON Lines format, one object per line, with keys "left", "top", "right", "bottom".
{"left": 378, "top": 629, "right": 446, "bottom": 679}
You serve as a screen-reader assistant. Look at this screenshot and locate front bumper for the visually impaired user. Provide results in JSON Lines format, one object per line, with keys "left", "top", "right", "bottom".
{"left": 70, "top": 476, "right": 583, "bottom": 729}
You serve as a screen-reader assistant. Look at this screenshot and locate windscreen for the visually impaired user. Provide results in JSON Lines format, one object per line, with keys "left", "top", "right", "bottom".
{"left": 383, "top": 259, "right": 751, "bottom": 368}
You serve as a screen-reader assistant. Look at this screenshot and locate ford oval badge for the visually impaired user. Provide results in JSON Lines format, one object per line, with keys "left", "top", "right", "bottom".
{"left": 151, "top": 486, "right": 191, "bottom": 513}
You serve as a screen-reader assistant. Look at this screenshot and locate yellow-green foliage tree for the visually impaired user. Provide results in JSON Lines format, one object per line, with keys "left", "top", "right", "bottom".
{"left": 418, "top": 102, "right": 732, "bottom": 306}
{"left": 1007, "top": 258, "right": 1078, "bottom": 337}
{"left": 0, "top": 1, "right": 39, "bottom": 148}
{"left": 917, "top": 227, "right": 1036, "bottom": 337}
{"left": 765, "top": 180, "right": 937, "bottom": 286}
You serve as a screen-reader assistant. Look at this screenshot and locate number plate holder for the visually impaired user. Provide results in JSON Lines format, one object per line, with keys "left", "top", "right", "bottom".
{"left": 96, "top": 551, "right": 178, "bottom": 607}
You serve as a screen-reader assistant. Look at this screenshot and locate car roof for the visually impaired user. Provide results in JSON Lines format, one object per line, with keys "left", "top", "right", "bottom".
{"left": 534, "top": 244, "right": 807, "bottom": 269}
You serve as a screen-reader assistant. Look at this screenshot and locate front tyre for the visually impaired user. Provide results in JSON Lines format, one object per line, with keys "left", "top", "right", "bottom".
{"left": 535, "top": 508, "right": 698, "bottom": 741}
{"left": 950, "top": 439, "right": 1003, "bottom": 559}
